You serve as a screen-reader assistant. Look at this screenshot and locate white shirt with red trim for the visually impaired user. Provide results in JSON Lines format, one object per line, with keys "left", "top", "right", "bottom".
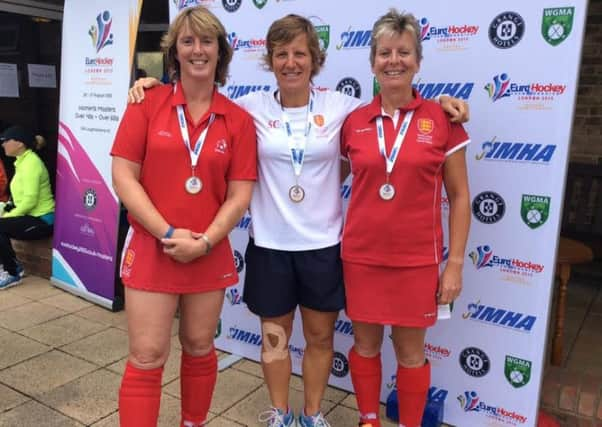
{"left": 237, "top": 89, "right": 362, "bottom": 251}
{"left": 341, "top": 92, "right": 470, "bottom": 267}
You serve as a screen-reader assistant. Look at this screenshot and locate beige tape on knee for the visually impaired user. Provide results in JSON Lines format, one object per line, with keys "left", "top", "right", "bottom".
{"left": 261, "top": 322, "right": 289, "bottom": 363}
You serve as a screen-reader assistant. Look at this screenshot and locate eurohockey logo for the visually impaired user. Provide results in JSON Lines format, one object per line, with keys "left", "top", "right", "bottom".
{"left": 336, "top": 27, "right": 371, "bottom": 49}
{"left": 485, "top": 73, "right": 511, "bottom": 102}
{"left": 469, "top": 245, "right": 493, "bottom": 269}
{"left": 226, "top": 288, "right": 242, "bottom": 305}
{"left": 225, "top": 84, "right": 271, "bottom": 99}
{"left": 458, "top": 391, "right": 528, "bottom": 424}
{"left": 89, "top": 11, "right": 114, "bottom": 53}
{"left": 475, "top": 140, "right": 556, "bottom": 164}
{"left": 227, "top": 326, "right": 262, "bottom": 346}
{"left": 485, "top": 73, "right": 567, "bottom": 104}
{"left": 462, "top": 300, "right": 537, "bottom": 333}
{"left": 414, "top": 82, "right": 474, "bottom": 100}
{"left": 419, "top": 17, "right": 479, "bottom": 43}
{"left": 227, "top": 32, "right": 266, "bottom": 55}
{"left": 469, "top": 245, "right": 544, "bottom": 276}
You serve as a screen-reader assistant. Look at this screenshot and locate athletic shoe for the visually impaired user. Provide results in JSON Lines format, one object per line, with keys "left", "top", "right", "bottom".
{"left": 16, "top": 262, "right": 24, "bottom": 278}
{"left": 258, "top": 407, "right": 296, "bottom": 427}
{"left": 0, "top": 271, "right": 22, "bottom": 290}
{"left": 298, "top": 411, "right": 330, "bottom": 427}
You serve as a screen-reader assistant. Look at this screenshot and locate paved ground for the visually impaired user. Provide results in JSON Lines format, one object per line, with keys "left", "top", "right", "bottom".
{"left": 0, "top": 269, "right": 600, "bottom": 426}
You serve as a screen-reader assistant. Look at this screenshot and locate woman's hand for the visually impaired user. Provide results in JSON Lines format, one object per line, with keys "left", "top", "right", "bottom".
{"left": 439, "top": 95, "right": 470, "bottom": 123}
{"left": 128, "top": 77, "right": 162, "bottom": 104}
{"left": 437, "top": 261, "right": 463, "bottom": 305}
{"left": 161, "top": 231, "right": 206, "bottom": 263}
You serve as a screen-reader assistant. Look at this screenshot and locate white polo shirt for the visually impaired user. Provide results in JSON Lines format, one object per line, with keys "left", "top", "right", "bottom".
{"left": 237, "top": 89, "right": 362, "bottom": 251}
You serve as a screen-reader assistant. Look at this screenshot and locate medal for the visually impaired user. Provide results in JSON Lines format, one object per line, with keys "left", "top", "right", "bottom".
{"left": 289, "top": 185, "right": 305, "bottom": 203}
{"left": 379, "top": 183, "right": 395, "bottom": 200}
{"left": 175, "top": 84, "right": 214, "bottom": 197}
{"left": 278, "top": 89, "right": 315, "bottom": 204}
{"left": 185, "top": 176, "right": 202, "bottom": 194}
{"left": 375, "top": 109, "right": 414, "bottom": 202}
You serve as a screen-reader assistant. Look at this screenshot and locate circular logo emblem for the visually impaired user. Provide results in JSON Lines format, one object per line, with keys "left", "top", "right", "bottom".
{"left": 222, "top": 0, "right": 242, "bottom": 12}
{"left": 233, "top": 250, "right": 244, "bottom": 273}
{"left": 489, "top": 11, "right": 525, "bottom": 49}
{"left": 331, "top": 351, "right": 349, "bottom": 377}
{"left": 336, "top": 77, "right": 361, "bottom": 99}
{"left": 472, "top": 191, "right": 505, "bottom": 224}
{"left": 460, "top": 347, "right": 490, "bottom": 377}
{"left": 83, "top": 188, "right": 97, "bottom": 211}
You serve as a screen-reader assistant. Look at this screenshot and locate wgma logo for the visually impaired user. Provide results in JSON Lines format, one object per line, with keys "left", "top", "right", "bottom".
{"left": 227, "top": 326, "right": 262, "bottom": 346}
{"left": 463, "top": 300, "right": 537, "bottom": 332}
{"left": 89, "top": 11, "right": 114, "bottom": 53}
{"left": 475, "top": 140, "right": 556, "bottom": 164}
{"left": 414, "top": 82, "right": 473, "bottom": 100}
{"left": 336, "top": 27, "right": 371, "bottom": 49}
{"left": 458, "top": 390, "right": 528, "bottom": 424}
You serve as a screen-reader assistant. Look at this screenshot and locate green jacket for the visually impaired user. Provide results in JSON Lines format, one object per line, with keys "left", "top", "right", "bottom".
{"left": 4, "top": 149, "right": 55, "bottom": 218}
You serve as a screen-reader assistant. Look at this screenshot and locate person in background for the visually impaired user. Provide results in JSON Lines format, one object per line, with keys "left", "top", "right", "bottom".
{"left": 128, "top": 13, "right": 469, "bottom": 427}
{"left": 340, "top": 9, "right": 471, "bottom": 427}
{"left": 111, "top": 6, "right": 256, "bottom": 427}
{"left": 0, "top": 125, "right": 55, "bottom": 289}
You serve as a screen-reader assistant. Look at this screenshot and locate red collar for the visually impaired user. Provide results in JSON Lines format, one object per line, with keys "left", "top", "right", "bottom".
{"left": 171, "top": 80, "right": 227, "bottom": 117}
{"left": 366, "top": 88, "right": 424, "bottom": 122}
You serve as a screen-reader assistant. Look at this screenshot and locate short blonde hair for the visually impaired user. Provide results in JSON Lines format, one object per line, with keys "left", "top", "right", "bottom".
{"left": 161, "top": 6, "right": 232, "bottom": 86}
{"left": 262, "top": 14, "right": 326, "bottom": 80}
{"left": 370, "top": 9, "right": 422, "bottom": 67}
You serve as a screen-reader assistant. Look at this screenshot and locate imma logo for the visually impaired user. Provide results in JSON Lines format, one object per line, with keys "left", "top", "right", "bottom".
{"left": 89, "top": 11, "right": 114, "bottom": 53}
{"left": 414, "top": 82, "right": 474, "bottom": 100}
{"left": 227, "top": 326, "right": 262, "bottom": 346}
{"left": 475, "top": 140, "right": 556, "bottom": 164}
{"left": 336, "top": 27, "right": 371, "bottom": 49}
{"left": 462, "top": 300, "right": 537, "bottom": 332}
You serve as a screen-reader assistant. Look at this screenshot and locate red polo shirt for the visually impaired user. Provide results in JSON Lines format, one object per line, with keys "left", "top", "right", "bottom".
{"left": 111, "top": 82, "right": 257, "bottom": 292}
{"left": 341, "top": 92, "right": 469, "bottom": 267}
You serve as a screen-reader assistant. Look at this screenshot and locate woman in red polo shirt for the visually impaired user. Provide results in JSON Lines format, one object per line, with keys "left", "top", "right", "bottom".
{"left": 110, "top": 6, "right": 257, "bottom": 427}
{"left": 340, "top": 9, "right": 471, "bottom": 427}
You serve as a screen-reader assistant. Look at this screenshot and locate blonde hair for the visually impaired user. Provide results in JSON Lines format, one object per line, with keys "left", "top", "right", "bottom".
{"left": 161, "top": 6, "right": 232, "bottom": 86}
{"left": 262, "top": 14, "right": 326, "bottom": 80}
{"left": 370, "top": 9, "right": 422, "bottom": 67}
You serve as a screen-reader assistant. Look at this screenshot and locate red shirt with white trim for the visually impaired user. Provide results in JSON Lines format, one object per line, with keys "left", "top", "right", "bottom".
{"left": 341, "top": 91, "right": 469, "bottom": 267}
{"left": 111, "top": 82, "right": 257, "bottom": 292}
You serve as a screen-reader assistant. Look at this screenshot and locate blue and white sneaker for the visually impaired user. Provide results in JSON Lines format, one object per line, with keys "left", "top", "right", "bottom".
{"left": 258, "top": 407, "right": 296, "bottom": 427}
{"left": 0, "top": 271, "right": 22, "bottom": 290}
{"left": 16, "top": 262, "right": 24, "bottom": 278}
{"left": 298, "top": 410, "right": 331, "bottom": 427}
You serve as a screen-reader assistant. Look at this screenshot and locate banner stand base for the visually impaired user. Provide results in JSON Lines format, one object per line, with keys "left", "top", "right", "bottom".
{"left": 218, "top": 354, "right": 243, "bottom": 371}
{"left": 51, "top": 278, "right": 117, "bottom": 311}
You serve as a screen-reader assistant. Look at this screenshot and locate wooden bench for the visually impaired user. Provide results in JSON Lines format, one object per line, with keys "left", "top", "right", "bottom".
{"left": 11, "top": 237, "right": 53, "bottom": 279}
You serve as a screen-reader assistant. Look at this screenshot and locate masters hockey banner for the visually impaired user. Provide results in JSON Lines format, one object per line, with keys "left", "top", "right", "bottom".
{"left": 52, "top": 0, "right": 143, "bottom": 310}
{"left": 171, "top": 1, "right": 586, "bottom": 425}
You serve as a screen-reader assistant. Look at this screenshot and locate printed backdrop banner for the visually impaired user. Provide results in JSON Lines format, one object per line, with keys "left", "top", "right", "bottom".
{"left": 52, "top": 0, "right": 143, "bottom": 310}
{"left": 171, "top": 1, "right": 586, "bottom": 426}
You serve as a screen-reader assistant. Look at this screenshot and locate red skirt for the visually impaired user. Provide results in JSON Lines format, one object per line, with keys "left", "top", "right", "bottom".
{"left": 343, "top": 262, "right": 438, "bottom": 327}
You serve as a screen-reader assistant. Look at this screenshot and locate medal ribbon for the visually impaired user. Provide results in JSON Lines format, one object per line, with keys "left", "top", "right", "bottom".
{"left": 277, "top": 89, "right": 315, "bottom": 180}
{"left": 375, "top": 110, "right": 414, "bottom": 178}
{"left": 175, "top": 87, "right": 215, "bottom": 175}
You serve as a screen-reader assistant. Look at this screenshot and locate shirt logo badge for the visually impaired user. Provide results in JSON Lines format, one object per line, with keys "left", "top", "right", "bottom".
{"left": 418, "top": 118, "right": 434, "bottom": 134}
{"left": 313, "top": 114, "right": 325, "bottom": 127}
{"left": 215, "top": 139, "right": 227, "bottom": 154}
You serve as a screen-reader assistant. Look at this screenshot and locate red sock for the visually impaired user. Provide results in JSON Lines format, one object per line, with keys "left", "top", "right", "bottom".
{"left": 396, "top": 361, "right": 430, "bottom": 427}
{"left": 119, "top": 362, "right": 163, "bottom": 427}
{"left": 349, "top": 347, "right": 382, "bottom": 427}
{"left": 180, "top": 349, "right": 218, "bottom": 427}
